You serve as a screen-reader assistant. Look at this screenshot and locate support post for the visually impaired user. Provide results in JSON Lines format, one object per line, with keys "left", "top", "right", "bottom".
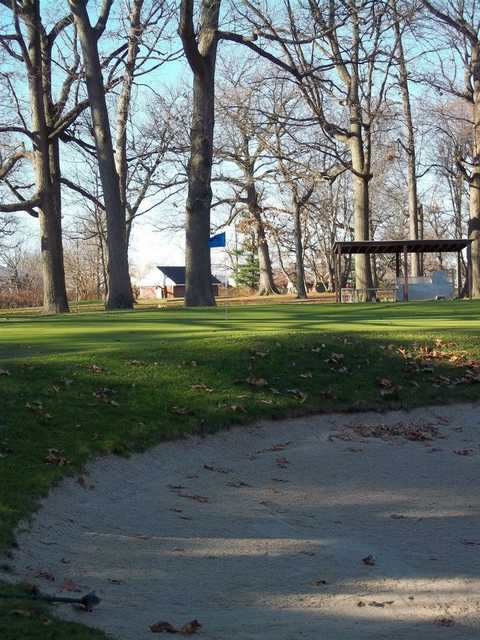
{"left": 467, "top": 241, "right": 472, "bottom": 299}
{"left": 457, "top": 250, "right": 462, "bottom": 297}
{"left": 335, "top": 247, "right": 341, "bottom": 303}
{"left": 419, "top": 204, "right": 424, "bottom": 274}
{"left": 403, "top": 245, "right": 409, "bottom": 302}
{"left": 395, "top": 252, "right": 400, "bottom": 302}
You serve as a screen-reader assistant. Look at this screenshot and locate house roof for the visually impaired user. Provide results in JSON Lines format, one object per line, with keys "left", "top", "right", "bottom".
{"left": 333, "top": 239, "right": 472, "bottom": 255}
{"left": 156, "top": 266, "right": 221, "bottom": 285}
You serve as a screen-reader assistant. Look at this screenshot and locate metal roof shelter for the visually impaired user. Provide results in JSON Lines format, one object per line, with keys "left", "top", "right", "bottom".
{"left": 332, "top": 238, "right": 473, "bottom": 302}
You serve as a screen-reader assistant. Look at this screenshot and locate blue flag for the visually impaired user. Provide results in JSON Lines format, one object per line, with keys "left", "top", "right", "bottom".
{"left": 208, "top": 232, "right": 226, "bottom": 248}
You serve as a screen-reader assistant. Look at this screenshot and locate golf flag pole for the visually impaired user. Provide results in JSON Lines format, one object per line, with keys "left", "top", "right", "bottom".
{"left": 208, "top": 232, "right": 227, "bottom": 319}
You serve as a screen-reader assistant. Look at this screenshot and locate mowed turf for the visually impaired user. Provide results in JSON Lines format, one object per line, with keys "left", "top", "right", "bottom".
{"left": 0, "top": 300, "right": 479, "bottom": 638}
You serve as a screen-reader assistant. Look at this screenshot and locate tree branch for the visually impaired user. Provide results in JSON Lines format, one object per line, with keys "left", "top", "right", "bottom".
{"left": 60, "top": 177, "right": 105, "bottom": 209}
{"left": 179, "top": 0, "right": 205, "bottom": 73}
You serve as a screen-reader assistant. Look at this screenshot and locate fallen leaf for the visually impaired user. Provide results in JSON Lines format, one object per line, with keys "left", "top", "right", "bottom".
{"left": 326, "top": 352, "right": 344, "bottom": 365}
{"left": 257, "top": 442, "right": 291, "bottom": 453}
{"left": 286, "top": 388, "right": 307, "bottom": 403}
{"left": 150, "top": 621, "right": 178, "bottom": 633}
{"left": 362, "top": 554, "right": 376, "bottom": 566}
{"left": 230, "top": 404, "right": 247, "bottom": 413}
{"left": 378, "top": 377, "right": 393, "bottom": 389}
{"left": 88, "top": 364, "right": 105, "bottom": 374}
{"left": 191, "top": 383, "right": 213, "bottom": 393}
{"left": 94, "top": 387, "right": 116, "bottom": 402}
{"left": 61, "top": 578, "right": 82, "bottom": 593}
{"left": 180, "top": 619, "right": 202, "bottom": 634}
{"left": 246, "top": 376, "right": 268, "bottom": 387}
{"left": 203, "top": 464, "right": 232, "bottom": 474}
{"left": 77, "top": 476, "right": 95, "bottom": 490}
{"left": 171, "top": 406, "right": 192, "bottom": 416}
{"left": 454, "top": 448, "right": 475, "bottom": 456}
{"left": 178, "top": 492, "right": 209, "bottom": 503}
{"left": 10, "top": 609, "right": 33, "bottom": 618}
{"left": 45, "top": 449, "right": 70, "bottom": 466}
{"left": 461, "top": 539, "right": 480, "bottom": 546}
{"left": 35, "top": 570, "right": 55, "bottom": 581}
{"left": 435, "top": 617, "right": 455, "bottom": 627}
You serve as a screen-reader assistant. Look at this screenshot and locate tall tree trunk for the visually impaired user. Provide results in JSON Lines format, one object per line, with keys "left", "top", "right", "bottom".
{"left": 294, "top": 206, "right": 307, "bottom": 299}
{"left": 70, "top": 0, "right": 133, "bottom": 310}
{"left": 349, "top": 9, "right": 373, "bottom": 295}
{"left": 470, "top": 44, "right": 480, "bottom": 297}
{"left": 115, "top": 0, "right": 144, "bottom": 210}
{"left": 256, "top": 219, "right": 278, "bottom": 295}
{"left": 351, "top": 170, "right": 373, "bottom": 293}
{"left": 245, "top": 180, "right": 278, "bottom": 295}
{"left": 185, "top": 70, "right": 216, "bottom": 306}
{"left": 180, "top": 0, "right": 221, "bottom": 307}
{"left": 25, "top": 5, "right": 69, "bottom": 313}
{"left": 422, "top": 1, "right": 479, "bottom": 296}
{"left": 393, "top": 2, "right": 420, "bottom": 277}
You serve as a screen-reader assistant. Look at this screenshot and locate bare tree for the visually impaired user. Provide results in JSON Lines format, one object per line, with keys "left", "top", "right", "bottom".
{"left": 392, "top": 0, "right": 421, "bottom": 276}
{"left": 0, "top": 1, "right": 75, "bottom": 312}
{"left": 68, "top": 0, "right": 133, "bottom": 309}
{"left": 422, "top": 0, "right": 480, "bottom": 296}
{"left": 179, "top": 0, "right": 221, "bottom": 306}
{"left": 215, "top": 69, "right": 279, "bottom": 295}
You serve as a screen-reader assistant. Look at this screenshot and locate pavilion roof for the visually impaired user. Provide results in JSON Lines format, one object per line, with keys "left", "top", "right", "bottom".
{"left": 333, "top": 239, "right": 472, "bottom": 255}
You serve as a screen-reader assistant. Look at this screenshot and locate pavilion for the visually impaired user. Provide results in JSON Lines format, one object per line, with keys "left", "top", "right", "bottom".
{"left": 333, "top": 238, "right": 473, "bottom": 302}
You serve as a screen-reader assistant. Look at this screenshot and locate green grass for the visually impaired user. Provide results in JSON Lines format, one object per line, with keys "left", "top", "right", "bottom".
{"left": 0, "top": 584, "right": 110, "bottom": 639}
{"left": 0, "top": 299, "right": 479, "bottom": 638}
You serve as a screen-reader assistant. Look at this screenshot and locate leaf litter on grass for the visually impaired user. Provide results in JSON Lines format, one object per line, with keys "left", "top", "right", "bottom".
{"left": 330, "top": 421, "right": 443, "bottom": 443}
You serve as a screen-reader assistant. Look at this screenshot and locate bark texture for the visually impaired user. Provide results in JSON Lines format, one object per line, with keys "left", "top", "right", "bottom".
{"left": 294, "top": 206, "right": 307, "bottom": 299}
{"left": 393, "top": 1, "right": 421, "bottom": 277}
{"left": 245, "top": 176, "right": 278, "bottom": 295}
{"left": 422, "top": 0, "right": 480, "bottom": 296}
{"left": 180, "top": 0, "right": 221, "bottom": 306}
{"left": 349, "top": 6, "right": 373, "bottom": 294}
{"left": 24, "top": 3, "right": 69, "bottom": 313}
{"left": 70, "top": 0, "right": 133, "bottom": 310}
{"left": 470, "top": 43, "right": 480, "bottom": 296}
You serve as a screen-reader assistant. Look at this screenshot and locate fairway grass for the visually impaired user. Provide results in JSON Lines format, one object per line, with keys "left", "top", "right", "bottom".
{"left": 0, "top": 299, "right": 479, "bottom": 638}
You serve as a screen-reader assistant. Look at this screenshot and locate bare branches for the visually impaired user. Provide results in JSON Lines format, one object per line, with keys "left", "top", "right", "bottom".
{"left": 422, "top": 1, "right": 478, "bottom": 46}
{"left": 60, "top": 177, "right": 105, "bottom": 210}
{"left": 179, "top": 0, "right": 206, "bottom": 73}
{"left": 0, "top": 148, "right": 31, "bottom": 180}
{"left": 95, "top": 0, "right": 114, "bottom": 37}
{"left": 0, "top": 193, "right": 40, "bottom": 213}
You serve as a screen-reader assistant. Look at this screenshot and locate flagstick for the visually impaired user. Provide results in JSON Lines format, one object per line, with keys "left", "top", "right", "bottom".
{"left": 224, "top": 247, "right": 228, "bottom": 320}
